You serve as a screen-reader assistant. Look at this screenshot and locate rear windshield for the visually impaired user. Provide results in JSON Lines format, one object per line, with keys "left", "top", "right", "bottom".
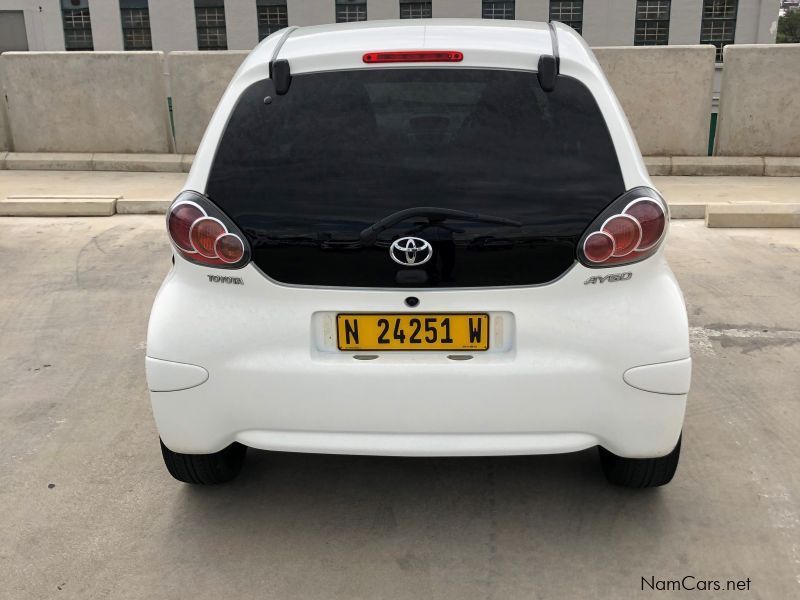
{"left": 206, "top": 68, "right": 625, "bottom": 287}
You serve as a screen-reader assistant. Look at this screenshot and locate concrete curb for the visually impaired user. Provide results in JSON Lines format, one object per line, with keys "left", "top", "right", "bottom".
{"left": 669, "top": 203, "right": 706, "bottom": 219}
{"left": 0, "top": 152, "right": 195, "bottom": 173}
{"left": 764, "top": 157, "right": 800, "bottom": 177}
{"left": 116, "top": 198, "right": 172, "bottom": 214}
{"left": 93, "top": 153, "right": 183, "bottom": 172}
{"left": 644, "top": 157, "right": 671, "bottom": 176}
{"left": 5, "top": 153, "right": 94, "bottom": 171}
{"left": 705, "top": 203, "right": 800, "bottom": 228}
{"left": 671, "top": 157, "right": 765, "bottom": 177}
{"left": 1, "top": 195, "right": 119, "bottom": 216}
{"left": 0, "top": 153, "right": 799, "bottom": 176}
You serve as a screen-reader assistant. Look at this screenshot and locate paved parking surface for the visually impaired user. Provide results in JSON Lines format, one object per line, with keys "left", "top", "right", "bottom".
{"left": 1, "top": 217, "right": 799, "bottom": 599}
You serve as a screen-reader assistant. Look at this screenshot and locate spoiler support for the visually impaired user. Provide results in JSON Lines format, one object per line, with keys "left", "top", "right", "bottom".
{"left": 268, "top": 26, "right": 298, "bottom": 95}
{"left": 538, "top": 21, "right": 561, "bottom": 93}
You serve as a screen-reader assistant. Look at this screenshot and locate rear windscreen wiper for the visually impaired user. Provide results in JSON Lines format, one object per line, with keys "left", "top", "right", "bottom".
{"left": 360, "top": 207, "right": 522, "bottom": 244}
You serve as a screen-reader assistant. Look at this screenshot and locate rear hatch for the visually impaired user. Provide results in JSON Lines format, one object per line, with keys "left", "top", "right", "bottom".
{"left": 205, "top": 68, "right": 624, "bottom": 288}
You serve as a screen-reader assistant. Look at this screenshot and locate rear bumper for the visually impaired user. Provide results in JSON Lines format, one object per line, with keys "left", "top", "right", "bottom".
{"left": 149, "top": 354, "right": 689, "bottom": 458}
{"left": 147, "top": 253, "right": 690, "bottom": 459}
{"left": 235, "top": 431, "right": 601, "bottom": 457}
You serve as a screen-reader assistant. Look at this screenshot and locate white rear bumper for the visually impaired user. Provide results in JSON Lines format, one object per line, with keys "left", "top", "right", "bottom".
{"left": 149, "top": 353, "right": 688, "bottom": 458}
{"left": 147, "top": 253, "right": 690, "bottom": 459}
{"left": 235, "top": 431, "right": 600, "bottom": 457}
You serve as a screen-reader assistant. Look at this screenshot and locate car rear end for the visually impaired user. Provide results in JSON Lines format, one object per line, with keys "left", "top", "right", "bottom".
{"left": 147, "top": 20, "right": 690, "bottom": 484}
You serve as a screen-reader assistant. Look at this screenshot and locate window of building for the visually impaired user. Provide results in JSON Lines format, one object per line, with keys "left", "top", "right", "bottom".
{"left": 257, "top": 0, "right": 288, "bottom": 40}
{"left": 482, "top": 1, "right": 514, "bottom": 19}
{"left": 195, "top": 0, "right": 227, "bottom": 50}
{"left": 701, "top": 0, "right": 738, "bottom": 62}
{"left": 400, "top": 1, "right": 432, "bottom": 19}
{"left": 634, "top": 0, "right": 670, "bottom": 45}
{"left": 120, "top": 0, "right": 152, "bottom": 50}
{"left": 336, "top": 0, "right": 367, "bottom": 23}
{"left": 61, "top": 0, "right": 93, "bottom": 51}
{"left": 549, "top": 1, "right": 583, "bottom": 34}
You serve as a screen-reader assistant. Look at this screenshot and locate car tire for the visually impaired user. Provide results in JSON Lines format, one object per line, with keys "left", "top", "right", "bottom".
{"left": 599, "top": 434, "right": 681, "bottom": 488}
{"left": 160, "top": 439, "right": 247, "bottom": 484}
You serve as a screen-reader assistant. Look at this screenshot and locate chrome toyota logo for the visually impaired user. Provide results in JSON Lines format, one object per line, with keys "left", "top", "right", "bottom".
{"left": 390, "top": 237, "right": 433, "bottom": 266}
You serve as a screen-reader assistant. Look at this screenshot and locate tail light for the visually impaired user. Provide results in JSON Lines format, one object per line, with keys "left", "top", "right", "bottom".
{"left": 166, "top": 191, "right": 251, "bottom": 269}
{"left": 578, "top": 187, "right": 668, "bottom": 268}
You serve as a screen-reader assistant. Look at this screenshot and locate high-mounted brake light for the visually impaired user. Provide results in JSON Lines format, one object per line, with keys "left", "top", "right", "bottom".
{"left": 166, "top": 192, "right": 250, "bottom": 269}
{"left": 578, "top": 189, "right": 668, "bottom": 268}
{"left": 363, "top": 51, "right": 464, "bottom": 64}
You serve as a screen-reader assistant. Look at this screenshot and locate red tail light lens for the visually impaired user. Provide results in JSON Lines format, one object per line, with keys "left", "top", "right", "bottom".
{"left": 602, "top": 215, "right": 641, "bottom": 257}
{"left": 579, "top": 190, "right": 668, "bottom": 267}
{"left": 215, "top": 233, "right": 245, "bottom": 263}
{"left": 190, "top": 217, "right": 226, "bottom": 258}
{"left": 168, "top": 202, "right": 204, "bottom": 253}
{"left": 363, "top": 51, "right": 464, "bottom": 64}
{"left": 624, "top": 199, "right": 666, "bottom": 251}
{"left": 584, "top": 231, "right": 615, "bottom": 263}
{"left": 166, "top": 192, "right": 250, "bottom": 269}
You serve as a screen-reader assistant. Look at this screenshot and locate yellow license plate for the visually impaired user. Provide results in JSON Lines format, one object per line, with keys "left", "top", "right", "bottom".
{"left": 337, "top": 313, "right": 489, "bottom": 351}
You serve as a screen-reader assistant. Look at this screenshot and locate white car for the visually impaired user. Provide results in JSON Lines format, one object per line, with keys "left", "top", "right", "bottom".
{"left": 147, "top": 19, "right": 691, "bottom": 487}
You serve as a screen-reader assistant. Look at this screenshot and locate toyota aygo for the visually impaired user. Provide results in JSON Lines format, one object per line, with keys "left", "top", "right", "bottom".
{"left": 147, "top": 19, "right": 691, "bottom": 487}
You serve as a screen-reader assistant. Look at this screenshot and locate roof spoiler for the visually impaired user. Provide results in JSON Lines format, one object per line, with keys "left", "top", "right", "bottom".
{"left": 538, "top": 22, "right": 560, "bottom": 93}
{"left": 268, "top": 26, "right": 298, "bottom": 95}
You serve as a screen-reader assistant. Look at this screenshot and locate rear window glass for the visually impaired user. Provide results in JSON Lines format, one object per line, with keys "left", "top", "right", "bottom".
{"left": 206, "top": 68, "right": 625, "bottom": 287}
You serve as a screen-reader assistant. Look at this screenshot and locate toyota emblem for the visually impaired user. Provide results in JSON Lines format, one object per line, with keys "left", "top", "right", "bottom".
{"left": 390, "top": 237, "right": 433, "bottom": 266}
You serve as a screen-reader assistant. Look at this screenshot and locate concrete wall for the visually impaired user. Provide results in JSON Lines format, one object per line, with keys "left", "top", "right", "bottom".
{"left": 169, "top": 51, "right": 248, "bottom": 154}
{"left": 0, "top": 45, "right": 797, "bottom": 158}
{"left": 594, "top": 45, "right": 716, "bottom": 156}
{"left": 1, "top": 52, "right": 172, "bottom": 153}
{"left": 715, "top": 44, "right": 800, "bottom": 157}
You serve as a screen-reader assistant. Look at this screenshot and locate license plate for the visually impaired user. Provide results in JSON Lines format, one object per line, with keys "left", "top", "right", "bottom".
{"left": 336, "top": 313, "right": 489, "bottom": 351}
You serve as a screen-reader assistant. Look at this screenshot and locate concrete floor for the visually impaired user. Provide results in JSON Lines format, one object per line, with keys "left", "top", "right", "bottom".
{"left": 1, "top": 217, "right": 799, "bottom": 599}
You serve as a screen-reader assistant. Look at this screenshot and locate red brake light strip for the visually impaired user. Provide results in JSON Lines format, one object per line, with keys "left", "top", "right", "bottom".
{"left": 363, "top": 51, "right": 464, "bottom": 64}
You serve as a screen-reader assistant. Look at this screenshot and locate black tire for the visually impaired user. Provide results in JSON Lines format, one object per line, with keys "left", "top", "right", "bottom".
{"left": 160, "top": 439, "right": 247, "bottom": 484}
{"left": 599, "top": 435, "right": 681, "bottom": 488}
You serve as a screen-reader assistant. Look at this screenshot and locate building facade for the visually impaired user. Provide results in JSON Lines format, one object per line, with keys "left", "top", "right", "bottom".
{"left": 0, "top": 0, "right": 779, "bottom": 61}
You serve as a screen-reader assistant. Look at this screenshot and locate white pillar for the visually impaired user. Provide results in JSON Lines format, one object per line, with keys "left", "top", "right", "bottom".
{"left": 150, "top": 0, "right": 198, "bottom": 51}
{"left": 287, "top": 0, "right": 333, "bottom": 26}
{"left": 225, "top": 0, "right": 259, "bottom": 49}
{"left": 516, "top": 0, "right": 549, "bottom": 22}
{"left": 583, "top": 0, "right": 637, "bottom": 46}
{"left": 432, "top": 0, "right": 481, "bottom": 18}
